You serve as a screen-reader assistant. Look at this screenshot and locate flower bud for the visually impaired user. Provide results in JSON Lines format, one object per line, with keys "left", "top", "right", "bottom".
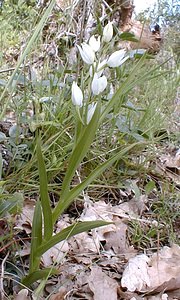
{"left": 103, "top": 22, "right": 113, "bottom": 43}
{"left": 107, "top": 49, "right": 128, "bottom": 67}
{"left": 87, "top": 103, "right": 97, "bottom": 124}
{"left": 77, "top": 43, "right": 95, "bottom": 65}
{"left": 89, "top": 35, "right": 101, "bottom": 52}
{"left": 91, "top": 73, "right": 107, "bottom": 95}
{"left": 71, "top": 82, "right": 83, "bottom": 107}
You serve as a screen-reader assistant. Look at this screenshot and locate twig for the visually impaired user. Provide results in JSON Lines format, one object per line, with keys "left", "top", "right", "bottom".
{"left": 0, "top": 251, "right": 9, "bottom": 300}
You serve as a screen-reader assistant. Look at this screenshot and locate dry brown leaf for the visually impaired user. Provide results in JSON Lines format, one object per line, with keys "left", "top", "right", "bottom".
{"left": 148, "top": 244, "right": 180, "bottom": 292}
{"left": 88, "top": 266, "right": 118, "bottom": 300}
{"left": 49, "top": 287, "right": 67, "bottom": 300}
{"left": 104, "top": 222, "right": 129, "bottom": 254}
{"left": 14, "top": 289, "right": 31, "bottom": 300}
{"left": 156, "top": 149, "right": 180, "bottom": 185}
{"left": 121, "top": 254, "right": 150, "bottom": 292}
{"left": 121, "top": 244, "right": 180, "bottom": 295}
{"left": 42, "top": 240, "right": 69, "bottom": 267}
{"left": 15, "top": 198, "right": 36, "bottom": 233}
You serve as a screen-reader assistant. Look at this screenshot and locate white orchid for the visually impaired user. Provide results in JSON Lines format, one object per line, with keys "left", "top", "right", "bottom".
{"left": 107, "top": 49, "right": 129, "bottom": 67}
{"left": 77, "top": 43, "right": 95, "bottom": 65}
{"left": 71, "top": 82, "right": 83, "bottom": 107}
{"left": 89, "top": 35, "right": 101, "bottom": 52}
{"left": 87, "top": 103, "right": 97, "bottom": 124}
{"left": 103, "top": 22, "right": 113, "bottom": 43}
{"left": 91, "top": 73, "right": 107, "bottom": 95}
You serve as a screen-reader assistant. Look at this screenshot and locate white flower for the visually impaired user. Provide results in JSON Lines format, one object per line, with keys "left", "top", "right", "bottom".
{"left": 107, "top": 49, "right": 129, "bottom": 67}
{"left": 77, "top": 43, "right": 95, "bottom": 64}
{"left": 89, "top": 59, "right": 107, "bottom": 77}
{"left": 91, "top": 73, "right": 107, "bottom": 95}
{"left": 71, "top": 82, "right": 83, "bottom": 107}
{"left": 103, "top": 22, "right": 113, "bottom": 43}
{"left": 89, "top": 35, "right": 101, "bottom": 52}
{"left": 87, "top": 103, "right": 97, "bottom": 124}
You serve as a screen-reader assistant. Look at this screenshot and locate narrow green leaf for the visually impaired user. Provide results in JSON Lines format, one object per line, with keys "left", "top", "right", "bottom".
{"left": 53, "top": 142, "right": 144, "bottom": 221}
{"left": 60, "top": 102, "right": 101, "bottom": 199}
{"left": 36, "top": 137, "right": 53, "bottom": 240}
{"left": 22, "top": 268, "right": 58, "bottom": 287}
{"left": 36, "top": 220, "right": 110, "bottom": 257}
{"left": 29, "top": 201, "right": 42, "bottom": 273}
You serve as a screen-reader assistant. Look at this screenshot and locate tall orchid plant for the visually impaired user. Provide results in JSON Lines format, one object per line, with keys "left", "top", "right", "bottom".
{"left": 22, "top": 21, "right": 146, "bottom": 287}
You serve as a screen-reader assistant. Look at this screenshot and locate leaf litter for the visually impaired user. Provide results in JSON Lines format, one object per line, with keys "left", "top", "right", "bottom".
{"left": 9, "top": 190, "right": 179, "bottom": 299}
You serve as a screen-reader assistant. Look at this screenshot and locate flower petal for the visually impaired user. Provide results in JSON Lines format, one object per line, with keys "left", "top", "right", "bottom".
{"left": 89, "top": 35, "right": 101, "bottom": 52}
{"left": 103, "top": 22, "right": 113, "bottom": 43}
{"left": 77, "top": 43, "right": 95, "bottom": 64}
{"left": 87, "top": 103, "right": 97, "bottom": 124}
{"left": 72, "top": 82, "right": 83, "bottom": 106}
{"left": 91, "top": 73, "right": 107, "bottom": 95}
{"left": 107, "top": 49, "right": 128, "bottom": 67}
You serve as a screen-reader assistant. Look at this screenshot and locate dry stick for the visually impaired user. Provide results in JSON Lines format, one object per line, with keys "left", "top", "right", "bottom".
{"left": 0, "top": 251, "right": 9, "bottom": 300}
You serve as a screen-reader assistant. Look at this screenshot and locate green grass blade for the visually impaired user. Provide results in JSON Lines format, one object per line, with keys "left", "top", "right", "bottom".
{"left": 0, "top": 0, "right": 56, "bottom": 119}
{"left": 60, "top": 102, "right": 101, "bottom": 199}
{"left": 22, "top": 268, "right": 58, "bottom": 287}
{"left": 29, "top": 201, "right": 42, "bottom": 273}
{"left": 36, "top": 137, "right": 53, "bottom": 240}
{"left": 36, "top": 220, "right": 110, "bottom": 257}
{"left": 53, "top": 142, "right": 143, "bottom": 222}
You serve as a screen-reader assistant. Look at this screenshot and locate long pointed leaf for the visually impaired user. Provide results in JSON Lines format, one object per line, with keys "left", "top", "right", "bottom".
{"left": 60, "top": 102, "right": 101, "bottom": 199}
{"left": 29, "top": 201, "right": 42, "bottom": 273}
{"left": 36, "top": 220, "right": 110, "bottom": 257}
{"left": 53, "top": 142, "right": 144, "bottom": 222}
{"left": 22, "top": 268, "right": 58, "bottom": 287}
{"left": 37, "top": 137, "right": 53, "bottom": 240}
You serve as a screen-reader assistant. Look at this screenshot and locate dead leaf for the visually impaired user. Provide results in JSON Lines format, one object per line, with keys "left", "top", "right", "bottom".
{"left": 104, "top": 222, "right": 129, "bottom": 254}
{"left": 88, "top": 266, "right": 118, "bottom": 300}
{"left": 15, "top": 198, "right": 36, "bottom": 233}
{"left": 121, "top": 244, "right": 180, "bottom": 295}
{"left": 121, "top": 254, "right": 150, "bottom": 292}
{"left": 49, "top": 287, "right": 67, "bottom": 300}
{"left": 14, "top": 289, "right": 31, "bottom": 300}
{"left": 42, "top": 240, "right": 69, "bottom": 267}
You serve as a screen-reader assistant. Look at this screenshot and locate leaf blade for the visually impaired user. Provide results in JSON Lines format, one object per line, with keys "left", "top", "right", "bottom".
{"left": 36, "top": 137, "right": 53, "bottom": 240}
{"left": 36, "top": 220, "right": 110, "bottom": 256}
